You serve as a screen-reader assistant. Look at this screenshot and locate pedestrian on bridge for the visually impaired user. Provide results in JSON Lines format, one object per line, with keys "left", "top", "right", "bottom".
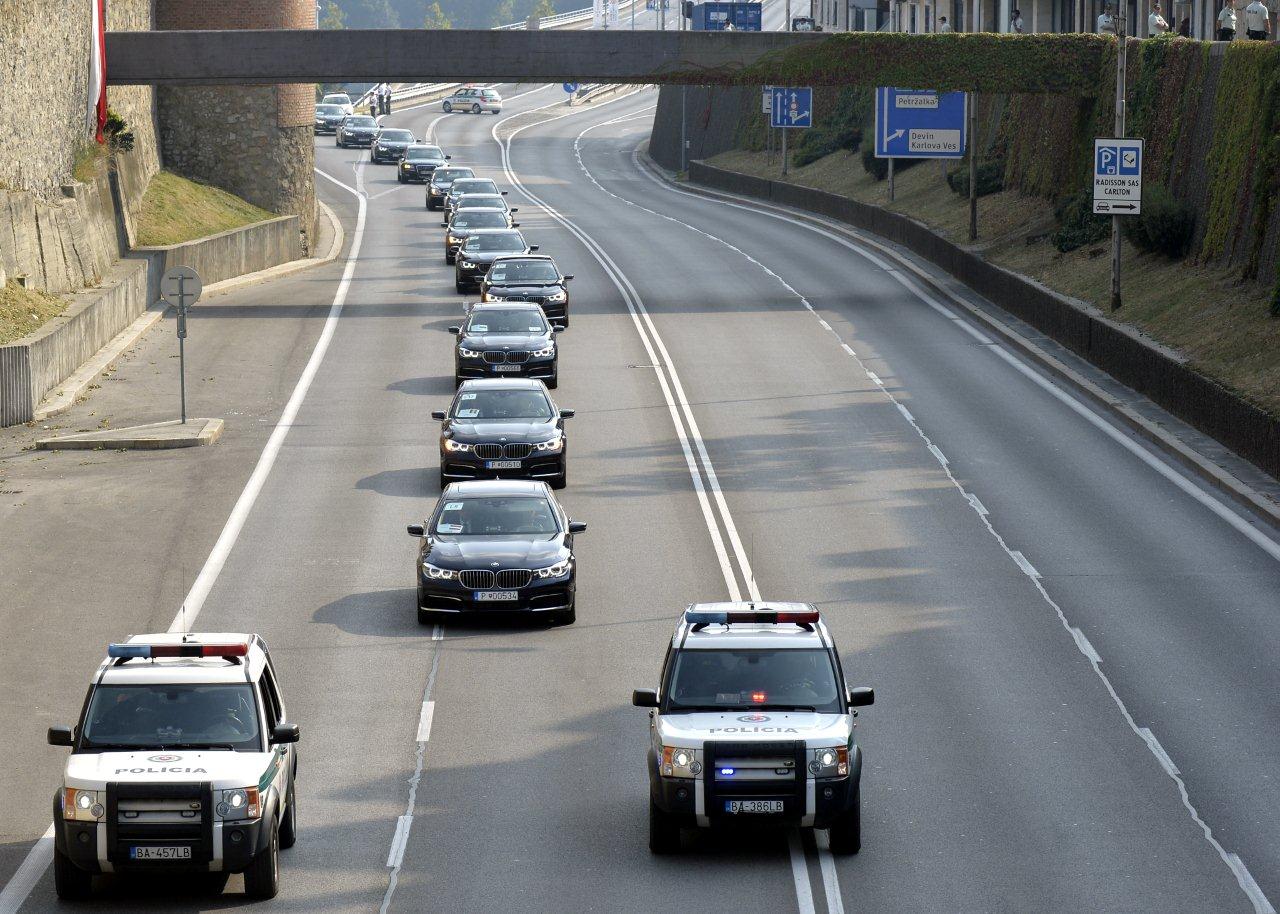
{"left": 939, "top": 14, "right": 952, "bottom": 29}
{"left": 1217, "top": 0, "right": 1238, "bottom": 38}
{"left": 1097, "top": 4, "right": 1117, "bottom": 33}
{"left": 381, "top": 84, "right": 393, "bottom": 115}
{"left": 1149, "top": 2, "right": 1170, "bottom": 32}
{"left": 1243, "top": 0, "right": 1271, "bottom": 38}
{"left": 368, "top": 93, "right": 379, "bottom": 118}
{"left": 1011, "top": 8, "right": 1025, "bottom": 31}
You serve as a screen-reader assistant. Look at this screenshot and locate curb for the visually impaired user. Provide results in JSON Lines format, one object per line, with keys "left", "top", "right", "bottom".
{"left": 36, "top": 417, "right": 224, "bottom": 450}
{"left": 32, "top": 200, "right": 344, "bottom": 422}
{"left": 639, "top": 152, "right": 1280, "bottom": 530}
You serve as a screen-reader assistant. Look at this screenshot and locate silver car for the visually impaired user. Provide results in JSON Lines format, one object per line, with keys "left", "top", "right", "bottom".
{"left": 442, "top": 87, "right": 503, "bottom": 115}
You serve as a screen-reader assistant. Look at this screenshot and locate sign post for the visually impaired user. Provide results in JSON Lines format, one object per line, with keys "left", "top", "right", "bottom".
{"left": 875, "top": 87, "right": 968, "bottom": 204}
{"left": 1103, "top": 12, "right": 1131, "bottom": 311}
{"left": 770, "top": 86, "right": 813, "bottom": 177}
{"left": 159, "top": 266, "right": 202, "bottom": 425}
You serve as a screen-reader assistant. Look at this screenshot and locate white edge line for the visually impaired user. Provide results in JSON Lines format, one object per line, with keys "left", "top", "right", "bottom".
{"left": 787, "top": 830, "right": 819, "bottom": 914}
{"left": 0, "top": 829, "right": 54, "bottom": 914}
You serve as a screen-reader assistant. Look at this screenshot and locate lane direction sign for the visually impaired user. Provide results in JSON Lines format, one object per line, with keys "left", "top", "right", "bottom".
{"left": 1092, "top": 138, "right": 1143, "bottom": 215}
{"left": 563, "top": 82, "right": 580, "bottom": 94}
{"left": 770, "top": 87, "right": 812, "bottom": 129}
{"left": 874, "top": 87, "right": 967, "bottom": 159}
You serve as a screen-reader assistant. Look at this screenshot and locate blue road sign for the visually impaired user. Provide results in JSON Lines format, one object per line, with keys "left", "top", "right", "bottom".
{"left": 873, "top": 87, "right": 967, "bottom": 159}
{"left": 1092, "top": 137, "right": 1143, "bottom": 214}
{"left": 563, "top": 82, "right": 580, "bottom": 94}
{"left": 770, "top": 87, "right": 813, "bottom": 129}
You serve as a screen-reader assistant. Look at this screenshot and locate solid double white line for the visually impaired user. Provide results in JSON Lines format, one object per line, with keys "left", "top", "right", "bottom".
{"left": 491, "top": 94, "right": 844, "bottom": 914}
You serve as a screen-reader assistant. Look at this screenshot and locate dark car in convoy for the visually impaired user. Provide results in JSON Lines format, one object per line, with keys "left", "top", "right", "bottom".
{"left": 407, "top": 479, "right": 585, "bottom": 626}
{"left": 426, "top": 165, "right": 477, "bottom": 210}
{"left": 335, "top": 115, "right": 379, "bottom": 148}
{"left": 443, "top": 209, "right": 516, "bottom": 264}
{"left": 398, "top": 144, "right": 450, "bottom": 183}
{"left": 432, "top": 379, "right": 572, "bottom": 490}
{"left": 454, "top": 229, "right": 535, "bottom": 293}
{"left": 444, "top": 178, "right": 506, "bottom": 218}
{"left": 450, "top": 302, "right": 560, "bottom": 389}
{"left": 480, "top": 255, "right": 574, "bottom": 327}
{"left": 370, "top": 128, "right": 417, "bottom": 164}
{"left": 451, "top": 193, "right": 514, "bottom": 220}
{"left": 314, "top": 104, "right": 347, "bottom": 134}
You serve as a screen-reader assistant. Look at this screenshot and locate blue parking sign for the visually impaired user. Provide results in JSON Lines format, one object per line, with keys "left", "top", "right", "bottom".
{"left": 1092, "top": 138, "right": 1143, "bottom": 215}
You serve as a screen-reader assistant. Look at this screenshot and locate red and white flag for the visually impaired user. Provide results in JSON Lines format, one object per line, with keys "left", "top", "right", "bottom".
{"left": 88, "top": 0, "right": 107, "bottom": 142}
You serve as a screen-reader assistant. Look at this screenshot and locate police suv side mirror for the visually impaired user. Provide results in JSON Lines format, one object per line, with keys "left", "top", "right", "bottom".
{"left": 632, "top": 689, "right": 659, "bottom": 708}
{"left": 568, "top": 521, "right": 587, "bottom": 534}
{"left": 48, "top": 725, "right": 74, "bottom": 747}
{"left": 559, "top": 409, "right": 575, "bottom": 419}
{"left": 407, "top": 524, "right": 426, "bottom": 537}
{"left": 847, "top": 687, "right": 874, "bottom": 707}
{"left": 271, "top": 723, "right": 300, "bottom": 744}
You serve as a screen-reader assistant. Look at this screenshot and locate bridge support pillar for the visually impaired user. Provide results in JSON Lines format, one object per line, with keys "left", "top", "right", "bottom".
{"left": 155, "top": 0, "right": 317, "bottom": 252}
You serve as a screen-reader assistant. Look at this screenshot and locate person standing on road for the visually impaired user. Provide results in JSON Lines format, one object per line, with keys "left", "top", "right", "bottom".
{"left": 939, "top": 14, "right": 953, "bottom": 30}
{"left": 382, "top": 83, "right": 393, "bottom": 115}
{"left": 1243, "top": 0, "right": 1271, "bottom": 38}
{"left": 1098, "top": 4, "right": 1117, "bottom": 33}
{"left": 1011, "top": 8, "right": 1025, "bottom": 31}
{"left": 368, "top": 93, "right": 378, "bottom": 118}
{"left": 1149, "top": 1, "right": 1170, "bottom": 33}
{"left": 1218, "top": 0, "right": 1238, "bottom": 38}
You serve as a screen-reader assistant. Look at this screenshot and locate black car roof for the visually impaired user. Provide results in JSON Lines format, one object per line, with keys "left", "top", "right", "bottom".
{"left": 470, "top": 302, "right": 542, "bottom": 312}
{"left": 490, "top": 255, "right": 554, "bottom": 264}
{"left": 456, "top": 378, "right": 546, "bottom": 391}
{"left": 444, "top": 479, "right": 549, "bottom": 497}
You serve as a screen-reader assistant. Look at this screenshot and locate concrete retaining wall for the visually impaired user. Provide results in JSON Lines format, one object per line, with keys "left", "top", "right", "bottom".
{"left": 134, "top": 215, "right": 301, "bottom": 291}
{"left": 688, "top": 160, "right": 1280, "bottom": 479}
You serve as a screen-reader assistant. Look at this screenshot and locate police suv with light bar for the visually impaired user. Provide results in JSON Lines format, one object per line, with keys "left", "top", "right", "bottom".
{"left": 632, "top": 604, "right": 873, "bottom": 854}
{"left": 46, "top": 634, "right": 300, "bottom": 901}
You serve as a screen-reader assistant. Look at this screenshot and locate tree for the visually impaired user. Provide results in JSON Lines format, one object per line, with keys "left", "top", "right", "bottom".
{"left": 319, "top": 0, "right": 346, "bottom": 29}
{"left": 423, "top": 1, "right": 452, "bottom": 27}
{"left": 529, "top": 0, "right": 555, "bottom": 18}
{"left": 490, "top": 0, "right": 516, "bottom": 27}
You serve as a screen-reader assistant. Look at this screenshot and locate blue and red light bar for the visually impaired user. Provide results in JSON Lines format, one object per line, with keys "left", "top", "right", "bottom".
{"left": 108, "top": 642, "right": 249, "bottom": 659}
{"left": 685, "top": 608, "right": 820, "bottom": 626}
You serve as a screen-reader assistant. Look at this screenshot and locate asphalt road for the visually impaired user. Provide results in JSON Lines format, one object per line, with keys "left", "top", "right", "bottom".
{"left": 4, "top": 29, "right": 1280, "bottom": 914}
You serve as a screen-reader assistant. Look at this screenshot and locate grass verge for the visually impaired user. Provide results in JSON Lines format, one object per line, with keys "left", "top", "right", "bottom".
{"left": 0, "top": 282, "right": 68, "bottom": 345}
{"left": 710, "top": 148, "right": 1280, "bottom": 420}
{"left": 134, "top": 171, "right": 275, "bottom": 247}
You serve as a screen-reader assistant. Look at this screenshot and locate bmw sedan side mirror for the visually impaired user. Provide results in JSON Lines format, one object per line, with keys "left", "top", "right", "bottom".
{"left": 445, "top": 154, "right": 452, "bottom": 159}
{"left": 568, "top": 521, "right": 587, "bottom": 534}
{"left": 551, "top": 324, "right": 565, "bottom": 333}
{"left": 847, "top": 687, "right": 875, "bottom": 707}
{"left": 431, "top": 410, "right": 447, "bottom": 421}
{"left": 441, "top": 221, "right": 449, "bottom": 227}
{"left": 271, "top": 723, "right": 301, "bottom": 744}
{"left": 509, "top": 207, "right": 519, "bottom": 213}
{"left": 559, "top": 409, "right": 575, "bottom": 419}
{"left": 511, "top": 222, "right": 520, "bottom": 228}
{"left": 529, "top": 245, "right": 540, "bottom": 252}
{"left": 631, "top": 689, "right": 659, "bottom": 708}
{"left": 501, "top": 191, "right": 509, "bottom": 195}
{"left": 47, "top": 725, "right": 74, "bottom": 747}
{"left": 563, "top": 275, "right": 574, "bottom": 281}
{"left": 407, "top": 524, "right": 425, "bottom": 537}
{"left": 447, "top": 326, "right": 461, "bottom": 335}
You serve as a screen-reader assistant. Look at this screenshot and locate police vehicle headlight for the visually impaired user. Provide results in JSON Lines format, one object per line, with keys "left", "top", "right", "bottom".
{"left": 423, "top": 562, "right": 456, "bottom": 580}
{"left": 545, "top": 290, "right": 567, "bottom": 303}
{"left": 63, "top": 788, "right": 104, "bottom": 821}
{"left": 660, "top": 746, "right": 703, "bottom": 778}
{"left": 808, "top": 746, "right": 849, "bottom": 778}
{"left": 443, "top": 438, "right": 473, "bottom": 452}
{"left": 535, "top": 559, "right": 570, "bottom": 579}
{"left": 456, "top": 347, "right": 481, "bottom": 359}
{"left": 217, "top": 787, "right": 262, "bottom": 820}
{"left": 531, "top": 345, "right": 555, "bottom": 358}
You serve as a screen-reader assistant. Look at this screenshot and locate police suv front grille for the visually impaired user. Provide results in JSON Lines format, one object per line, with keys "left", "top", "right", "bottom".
{"left": 106, "top": 781, "right": 214, "bottom": 865}
{"left": 704, "top": 741, "right": 806, "bottom": 819}
{"left": 481, "top": 350, "right": 529, "bottom": 364}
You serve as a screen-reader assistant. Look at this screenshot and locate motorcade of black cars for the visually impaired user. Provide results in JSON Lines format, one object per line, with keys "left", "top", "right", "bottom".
{"left": 407, "top": 480, "right": 585, "bottom": 625}
{"left": 449, "top": 302, "right": 561, "bottom": 389}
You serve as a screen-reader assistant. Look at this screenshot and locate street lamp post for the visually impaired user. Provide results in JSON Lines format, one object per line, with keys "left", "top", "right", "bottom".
{"left": 1110, "top": 6, "right": 1127, "bottom": 311}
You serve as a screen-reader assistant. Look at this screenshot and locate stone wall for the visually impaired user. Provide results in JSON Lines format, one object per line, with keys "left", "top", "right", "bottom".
{"left": 156, "top": 0, "right": 318, "bottom": 252}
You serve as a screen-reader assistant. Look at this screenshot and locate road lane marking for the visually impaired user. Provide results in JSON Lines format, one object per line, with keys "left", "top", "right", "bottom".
{"left": 813, "top": 829, "right": 847, "bottom": 914}
{"left": 415, "top": 701, "right": 436, "bottom": 743}
{"left": 0, "top": 151, "right": 372, "bottom": 914}
{"left": 622, "top": 140, "right": 1278, "bottom": 914}
{"left": 1009, "top": 550, "right": 1039, "bottom": 579}
{"left": 787, "top": 831, "right": 818, "bottom": 914}
{"left": 386, "top": 815, "right": 413, "bottom": 868}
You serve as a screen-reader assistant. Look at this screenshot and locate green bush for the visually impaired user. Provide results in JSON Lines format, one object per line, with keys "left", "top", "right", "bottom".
{"left": 1122, "top": 185, "right": 1195, "bottom": 259}
{"left": 1051, "top": 191, "right": 1109, "bottom": 252}
{"left": 793, "top": 126, "right": 862, "bottom": 167}
{"left": 947, "top": 160, "right": 1005, "bottom": 197}
{"left": 860, "top": 145, "right": 923, "bottom": 182}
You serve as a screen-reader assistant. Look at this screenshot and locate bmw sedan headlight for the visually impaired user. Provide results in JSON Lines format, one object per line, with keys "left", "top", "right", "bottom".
{"left": 484, "top": 293, "right": 506, "bottom": 302}
{"left": 447, "top": 235, "right": 464, "bottom": 246}
{"left": 808, "top": 746, "right": 849, "bottom": 778}
{"left": 545, "top": 290, "right": 567, "bottom": 303}
{"left": 443, "top": 438, "right": 473, "bottom": 451}
{"left": 460, "top": 260, "right": 477, "bottom": 270}
{"left": 660, "top": 746, "right": 703, "bottom": 779}
{"left": 531, "top": 345, "right": 556, "bottom": 358}
{"left": 535, "top": 558, "right": 571, "bottom": 579}
{"left": 63, "top": 788, "right": 104, "bottom": 822}
{"left": 534, "top": 434, "right": 563, "bottom": 452}
{"left": 422, "top": 562, "right": 457, "bottom": 580}
{"left": 457, "top": 347, "right": 481, "bottom": 359}
{"left": 217, "top": 787, "right": 262, "bottom": 820}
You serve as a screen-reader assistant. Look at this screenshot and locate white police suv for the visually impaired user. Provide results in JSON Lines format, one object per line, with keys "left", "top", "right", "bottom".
{"left": 632, "top": 604, "right": 873, "bottom": 854}
{"left": 46, "top": 634, "right": 300, "bottom": 900}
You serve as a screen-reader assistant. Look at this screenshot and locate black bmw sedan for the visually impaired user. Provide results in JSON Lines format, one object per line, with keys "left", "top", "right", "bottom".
{"left": 397, "top": 144, "right": 450, "bottom": 183}
{"left": 371, "top": 127, "right": 417, "bottom": 163}
{"left": 433, "top": 378, "right": 573, "bottom": 489}
{"left": 407, "top": 480, "right": 586, "bottom": 626}
{"left": 480, "top": 255, "right": 574, "bottom": 327}
{"left": 443, "top": 209, "right": 516, "bottom": 264}
{"left": 450, "top": 303, "right": 560, "bottom": 388}
{"left": 427, "top": 166, "right": 476, "bottom": 210}
{"left": 454, "top": 229, "right": 535, "bottom": 293}
{"left": 336, "top": 115, "right": 378, "bottom": 147}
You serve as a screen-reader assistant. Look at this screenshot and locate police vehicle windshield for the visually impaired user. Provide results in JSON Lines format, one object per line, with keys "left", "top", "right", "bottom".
{"left": 435, "top": 497, "right": 559, "bottom": 536}
{"left": 451, "top": 211, "right": 507, "bottom": 230}
{"left": 463, "top": 233, "right": 525, "bottom": 253}
{"left": 666, "top": 649, "right": 842, "bottom": 713}
{"left": 406, "top": 146, "right": 444, "bottom": 161}
{"left": 465, "top": 309, "right": 547, "bottom": 334}
{"left": 452, "top": 388, "right": 553, "bottom": 420}
{"left": 80, "top": 684, "right": 261, "bottom": 751}
{"left": 489, "top": 260, "right": 559, "bottom": 284}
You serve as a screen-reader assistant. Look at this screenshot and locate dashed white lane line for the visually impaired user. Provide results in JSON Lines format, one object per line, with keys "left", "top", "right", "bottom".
{"left": 386, "top": 815, "right": 413, "bottom": 868}
{"left": 415, "top": 701, "right": 436, "bottom": 744}
{"left": 1009, "top": 550, "right": 1040, "bottom": 579}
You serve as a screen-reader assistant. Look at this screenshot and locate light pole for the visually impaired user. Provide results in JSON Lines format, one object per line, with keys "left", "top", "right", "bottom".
{"left": 1110, "top": 5, "right": 1127, "bottom": 311}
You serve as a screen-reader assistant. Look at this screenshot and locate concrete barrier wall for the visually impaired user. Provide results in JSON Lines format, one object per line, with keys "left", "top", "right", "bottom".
{"left": 688, "top": 161, "right": 1280, "bottom": 479}
{"left": 134, "top": 215, "right": 301, "bottom": 291}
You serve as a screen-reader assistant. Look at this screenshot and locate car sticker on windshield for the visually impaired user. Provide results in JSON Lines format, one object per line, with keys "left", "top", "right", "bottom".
{"left": 443, "top": 502, "right": 465, "bottom": 511}
{"left": 456, "top": 408, "right": 480, "bottom": 418}
{"left": 529, "top": 326, "right": 542, "bottom": 331}
{"left": 470, "top": 324, "right": 487, "bottom": 332}
{"left": 459, "top": 393, "right": 476, "bottom": 400}
{"left": 437, "top": 523, "right": 463, "bottom": 534}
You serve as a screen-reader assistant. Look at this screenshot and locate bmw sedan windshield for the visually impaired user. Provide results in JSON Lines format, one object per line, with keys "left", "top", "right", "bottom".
{"left": 451, "top": 212, "right": 508, "bottom": 230}
{"left": 490, "top": 260, "right": 560, "bottom": 284}
{"left": 434, "top": 497, "right": 560, "bottom": 536}
{"left": 463, "top": 234, "right": 525, "bottom": 254}
{"left": 466, "top": 310, "right": 547, "bottom": 334}
{"left": 453, "top": 389, "right": 553, "bottom": 420}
